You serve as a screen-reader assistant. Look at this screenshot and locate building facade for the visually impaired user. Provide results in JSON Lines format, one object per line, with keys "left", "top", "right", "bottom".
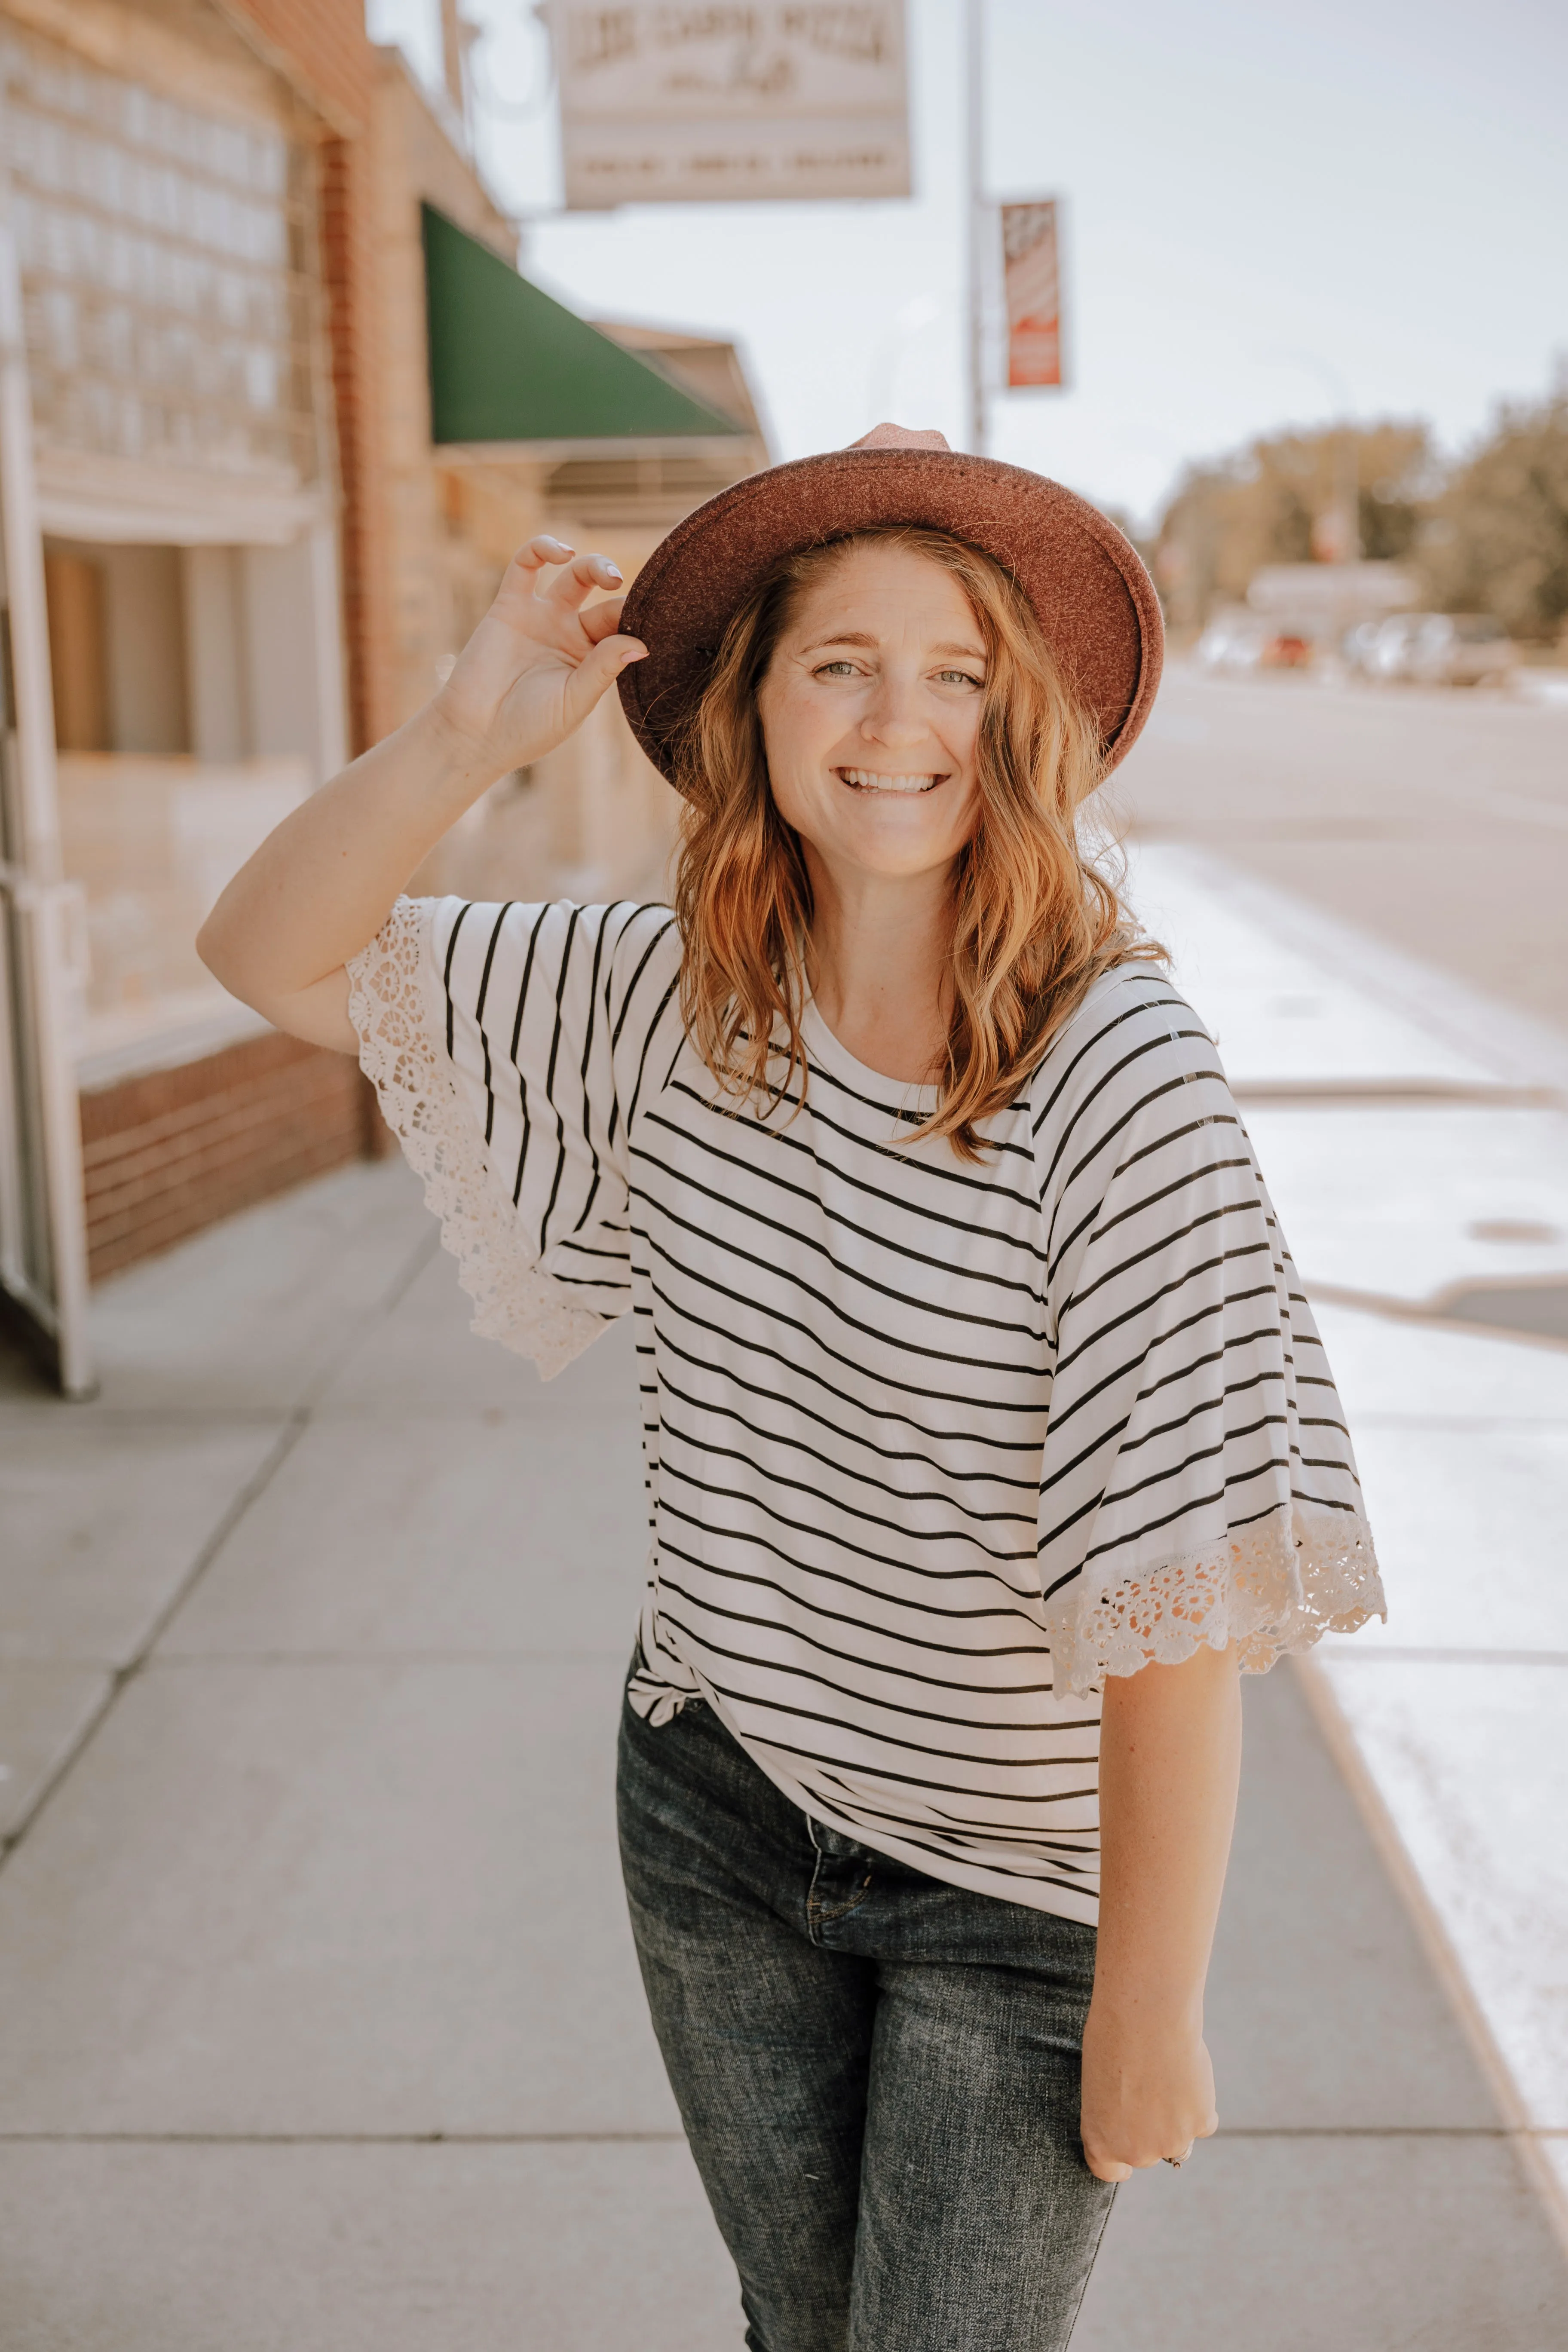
{"left": 0, "top": 0, "right": 763, "bottom": 1387}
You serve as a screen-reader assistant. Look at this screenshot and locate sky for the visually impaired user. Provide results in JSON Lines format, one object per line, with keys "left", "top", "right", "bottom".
{"left": 367, "top": 0, "right": 1568, "bottom": 529}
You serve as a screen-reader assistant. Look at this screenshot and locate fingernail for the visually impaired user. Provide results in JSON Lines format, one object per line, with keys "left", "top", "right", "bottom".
{"left": 604, "top": 562, "right": 623, "bottom": 581}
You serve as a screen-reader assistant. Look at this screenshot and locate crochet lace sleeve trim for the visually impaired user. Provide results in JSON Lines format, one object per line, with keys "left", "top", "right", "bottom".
{"left": 346, "top": 897, "right": 605, "bottom": 1381}
{"left": 1045, "top": 1503, "right": 1386, "bottom": 1697}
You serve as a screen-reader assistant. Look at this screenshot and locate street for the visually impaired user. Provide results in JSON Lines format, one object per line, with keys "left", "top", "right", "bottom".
{"left": 1, "top": 670, "right": 1566, "bottom": 2347}
{"left": 1115, "top": 667, "right": 1568, "bottom": 1039}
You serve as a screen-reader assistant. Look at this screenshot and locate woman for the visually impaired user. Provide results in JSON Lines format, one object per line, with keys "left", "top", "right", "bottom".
{"left": 200, "top": 426, "right": 1384, "bottom": 2349}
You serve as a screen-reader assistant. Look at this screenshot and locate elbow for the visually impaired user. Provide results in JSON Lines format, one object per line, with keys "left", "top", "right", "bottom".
{"left": 194, "top": 912, "right": 221, "bottom": 979}
{"left": 196, "top": 906, "right": 258, "bottom": 1011}
{"left": 195, "top": 910, "right": 236, "bottom": 992}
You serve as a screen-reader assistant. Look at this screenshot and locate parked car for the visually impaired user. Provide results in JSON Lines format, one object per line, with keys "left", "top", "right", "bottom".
{"left": 1259, "top": 632, "right": 1312, "bottom": 669}
{"left": 1196, "top": 615, "right": 1266, "bottom": 672}
{"left": 1407, "top": 614, "right": 1520, "bottom": 688}
{"left": 1340, "top": 619, "right": 1386, "bottom": 675}
{"left": 1365, "top": 613, "right": 1428, "bottom": 680}
{"left": 1362, "top": 612, "right": 1519, "bottom": 687}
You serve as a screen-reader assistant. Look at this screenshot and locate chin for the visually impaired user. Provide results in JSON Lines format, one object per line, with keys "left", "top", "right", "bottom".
{"left": 834, "top": 821, "right": 967, "bottom": 879}
{"left": 846, "top": 790, "right": 966, "bottom": 840}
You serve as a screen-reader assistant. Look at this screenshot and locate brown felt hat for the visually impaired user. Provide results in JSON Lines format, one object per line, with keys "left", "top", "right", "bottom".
{"left": 617, "top": 423, "right": 1163, "bottom": 791}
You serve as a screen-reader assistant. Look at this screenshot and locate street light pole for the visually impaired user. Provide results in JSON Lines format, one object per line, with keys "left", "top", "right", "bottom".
{"left": 1262, "top": 346, "right": 1359, "bottom": 564}
{"left": 965, "top": 0, "right": 987, "bottom": 456}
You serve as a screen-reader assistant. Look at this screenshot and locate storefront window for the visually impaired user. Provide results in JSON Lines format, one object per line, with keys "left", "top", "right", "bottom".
{"left": 2, "top": 27, "right": 335, "bottom": 1075}
{"left": 1, "top": 25, "right": 318, "bottom": 484}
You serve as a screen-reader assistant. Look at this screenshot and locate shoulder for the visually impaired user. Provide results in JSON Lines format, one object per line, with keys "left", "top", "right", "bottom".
{"left": 1029, "top": 962, "right": 1220, "bottom": 1116}
{"left": 428, "top": 897, "right": 680, "bottom": 1010}
{"left": 1024, "top": 963, "right": 1231, "bottom": 1199}
{"left": 428, "top": 895, "right": 676, "bottom": 962}
{"left": 599, "top": 900, "right": 683, "bottom": 997}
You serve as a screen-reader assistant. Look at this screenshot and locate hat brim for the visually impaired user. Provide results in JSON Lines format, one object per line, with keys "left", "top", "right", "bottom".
{"left": 616, "top": 445, "right": 1164, "bottom": 791}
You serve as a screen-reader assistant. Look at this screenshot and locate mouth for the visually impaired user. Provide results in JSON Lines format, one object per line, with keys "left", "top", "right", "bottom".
{"left": 836, "top": 768, "right": 945, "bottom": 796}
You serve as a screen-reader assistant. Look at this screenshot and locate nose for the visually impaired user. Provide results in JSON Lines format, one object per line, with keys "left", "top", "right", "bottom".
{"left": 859, "top": 671, "right": 929, "bottom": 750}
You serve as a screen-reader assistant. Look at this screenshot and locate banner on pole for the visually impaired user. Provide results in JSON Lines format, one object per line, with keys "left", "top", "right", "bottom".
{"left": 1001, "top": 199, "right": 1064, "bottom": 389}
{"left": 551, "top": 5, "right": 911, "bottom": 209}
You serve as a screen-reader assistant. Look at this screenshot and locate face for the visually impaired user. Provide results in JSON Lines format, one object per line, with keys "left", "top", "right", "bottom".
{"left": 755, "top": 542, "right": 986, "bottom": 887}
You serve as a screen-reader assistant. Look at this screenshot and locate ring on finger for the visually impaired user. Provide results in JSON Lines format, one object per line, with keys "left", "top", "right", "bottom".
{"left": 1164, "top": 2142, "right": 1196, "bottom": 2168}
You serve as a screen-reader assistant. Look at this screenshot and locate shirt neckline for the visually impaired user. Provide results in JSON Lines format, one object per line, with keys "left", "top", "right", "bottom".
{"left": 799, "top": 999, "right": 940, "bottom": 1121}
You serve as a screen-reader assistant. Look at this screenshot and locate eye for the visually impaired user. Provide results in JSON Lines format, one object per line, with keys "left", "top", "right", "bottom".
{"left": 936, "top": 668, "right": 984, "bottom": 689}
{"left": 813, "top": 660, "right": 860, "bottom": 678}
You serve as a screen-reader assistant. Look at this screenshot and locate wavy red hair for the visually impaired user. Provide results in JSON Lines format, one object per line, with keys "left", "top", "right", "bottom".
{"left": 671, "top": 525, "right": 1158, "bottom": 1159}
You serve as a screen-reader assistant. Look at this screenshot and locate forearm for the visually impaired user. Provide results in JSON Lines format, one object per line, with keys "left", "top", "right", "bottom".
{"left": 197, "top": 698, "right": 497, "bottom": 1012}
{"left": 1080, "top": 1641, "right": 1241, "bottom": 2180}
{"left": 1093, "top": 1641, "right": 1241, "bottom": 2022}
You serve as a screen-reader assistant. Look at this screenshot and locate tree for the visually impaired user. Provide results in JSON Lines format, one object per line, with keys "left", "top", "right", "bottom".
{"left": 1153, "top": 423, "right": 1432, "bottom": 634}
{"left": 1420, "top": 395, "right": 1568, "bottom": 642}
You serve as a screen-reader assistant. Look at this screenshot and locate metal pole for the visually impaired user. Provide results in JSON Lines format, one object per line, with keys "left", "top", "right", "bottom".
{"left": 965, "top": 0, "right": 986, "bottom": 456}
{"left": 1338, "top": 423, "right": 1361, "bottom": 565}
{"left": 1266, "top": 348, "right": 1357, "bottom": 561}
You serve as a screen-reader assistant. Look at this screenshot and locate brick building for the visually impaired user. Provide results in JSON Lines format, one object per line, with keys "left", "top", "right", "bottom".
{"left": 0, "top": 0, "right": 763, "bottom": 1390}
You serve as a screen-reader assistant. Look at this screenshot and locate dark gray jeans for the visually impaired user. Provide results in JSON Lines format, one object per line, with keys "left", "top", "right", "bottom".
{"left": 617, "top": 1682, "right": 1115, "bottom": 2352}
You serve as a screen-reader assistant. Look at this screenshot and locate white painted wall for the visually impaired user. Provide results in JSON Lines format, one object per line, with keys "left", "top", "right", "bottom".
{"left": 95, "top": 545, "right": 189, "bottom": 755}
{"left": 182, "top": 547, "right": 248, "bottom": 764}
{"left": 181, "top": 525, "right": 349, "bottom": 783}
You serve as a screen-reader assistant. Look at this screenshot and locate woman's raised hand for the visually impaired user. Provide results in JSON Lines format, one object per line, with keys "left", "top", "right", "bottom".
{"left": 196, "top": 537, "right": 646, "bottom": 1050}
{"left": 432, "top": 536, "right": 647, "bottom": 779}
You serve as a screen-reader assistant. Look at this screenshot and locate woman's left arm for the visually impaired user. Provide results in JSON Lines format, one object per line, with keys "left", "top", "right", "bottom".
{"left": 1080, "top": 1642, "right": 1242, "bottom": 2183}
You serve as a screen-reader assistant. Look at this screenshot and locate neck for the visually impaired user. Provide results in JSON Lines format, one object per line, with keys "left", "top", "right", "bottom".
{"left": 802, "top": 850, "right": 956, "bottom": 1085}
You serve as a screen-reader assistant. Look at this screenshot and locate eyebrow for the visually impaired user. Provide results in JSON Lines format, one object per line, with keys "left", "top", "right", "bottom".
{"left": 799, "top": 631, "right": 986, "bottom": 660}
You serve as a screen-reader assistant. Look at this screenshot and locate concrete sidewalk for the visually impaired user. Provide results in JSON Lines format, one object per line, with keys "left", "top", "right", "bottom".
{"left": 1133, "top": 840, "right": 1568, "bottom": 2232}
{"left": 1, "top": 1148, "right": 1564, "bottom": 2349}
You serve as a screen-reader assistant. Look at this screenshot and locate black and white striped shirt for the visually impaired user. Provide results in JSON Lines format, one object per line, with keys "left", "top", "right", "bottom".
{"left": 349, "top": 895, "right": 1384, "bottom": 1922}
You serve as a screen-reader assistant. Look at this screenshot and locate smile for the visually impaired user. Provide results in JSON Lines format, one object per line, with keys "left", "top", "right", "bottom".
{"left": 837, "top": 769, "right": 944, "bottom": 794}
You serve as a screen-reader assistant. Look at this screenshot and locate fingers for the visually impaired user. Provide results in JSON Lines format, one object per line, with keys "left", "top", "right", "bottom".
{"left": 590, "top": 634, "right": 648, "bottom": 681}
{"left": 581, "top": 593, "right": 629, "bottom": 644}
{"left": 542, "top": 549, "right": 625, "bottom": 611}
{"left": 503, "top": 541, "right": 628, "bottom": 635}
{"left": 561, "top": 631, "right": 647, "bottom": 727}
{"left": 509, "top": 534, "right": 577, "bottom": 582}
{"left": 1084, "top": 2125, "right": 1207, "bottom": 2178}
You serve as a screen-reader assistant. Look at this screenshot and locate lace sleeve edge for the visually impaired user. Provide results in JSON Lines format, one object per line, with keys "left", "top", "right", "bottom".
{"left": 346, "top": 897, "right": 606, "bottom": 1381}
{"left": 1044, "top": 1502, "right": 1386, "bottom": 1698}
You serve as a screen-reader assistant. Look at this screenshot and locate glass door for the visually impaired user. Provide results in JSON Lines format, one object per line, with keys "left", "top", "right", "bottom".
{"left": 0, "top": 219, "right": 92, "bottom": 1396}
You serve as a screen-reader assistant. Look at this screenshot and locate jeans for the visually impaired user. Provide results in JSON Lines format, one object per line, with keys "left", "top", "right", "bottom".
{"left": 617, "top": 1681, "right": 1116, "bottom": 2352}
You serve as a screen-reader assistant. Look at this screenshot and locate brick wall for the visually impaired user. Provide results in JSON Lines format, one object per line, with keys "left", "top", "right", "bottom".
{"left": 220, "top": 0, "right": 370, "bottom": 143}
{"left": 318, "top": 123, "right": 395, "bottom": 753}
{"left": 229, "top": 0, "right": 397, "bottom": 752}
{"left": 80, "top": 1033, "right": 387, "bottom": 1283}
{"left": 54, "top": 0, "right": 398, "bottom": 1288}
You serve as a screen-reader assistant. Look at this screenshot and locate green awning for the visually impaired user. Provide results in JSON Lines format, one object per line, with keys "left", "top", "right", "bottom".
{"left": 421, "top": 204, "right": 743, "bottom": 449}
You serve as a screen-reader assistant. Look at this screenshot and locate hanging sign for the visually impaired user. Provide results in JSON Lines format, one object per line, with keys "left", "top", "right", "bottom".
{"left": 551, "top": 4, "right": 911, "bottom": 208}
{"left": 1001, "top": 199, "right": 1064, "bottom": 389}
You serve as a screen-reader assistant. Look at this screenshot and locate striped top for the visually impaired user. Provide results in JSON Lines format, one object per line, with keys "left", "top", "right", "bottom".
{"left": 348, "top": 894, "right": 1384, "bottom": 1923}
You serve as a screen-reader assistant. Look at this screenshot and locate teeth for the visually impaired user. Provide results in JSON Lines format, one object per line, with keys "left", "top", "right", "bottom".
{"left": 841, "top": 770, "right": 939, "bottom": 793}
